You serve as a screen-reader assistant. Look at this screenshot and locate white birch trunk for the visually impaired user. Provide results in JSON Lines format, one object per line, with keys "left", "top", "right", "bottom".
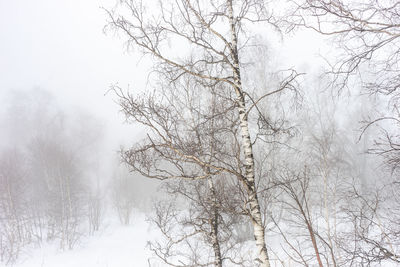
{"left": 207, "top": 91, "right": 223, "bottom": 267}
{"left": 227, "top": 1, "right": 270, "bottom": 266}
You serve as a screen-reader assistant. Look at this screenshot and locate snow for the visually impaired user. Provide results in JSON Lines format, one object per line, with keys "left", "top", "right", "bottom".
{"left": 10, "top": 213, "right": 156, "bottom": 267}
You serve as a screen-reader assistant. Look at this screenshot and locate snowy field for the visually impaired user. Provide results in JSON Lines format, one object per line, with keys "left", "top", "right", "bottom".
{"left": 10, "top": 213, "right": 156, "bottom": 267}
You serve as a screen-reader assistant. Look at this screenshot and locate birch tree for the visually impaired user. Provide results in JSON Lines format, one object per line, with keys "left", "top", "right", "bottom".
{"left": 106, "top": 1, "right": 300, "bottom": 265}
{"left": 149, "top": 176, "right": 251, "bottom": 267}
{"left": 146, "top": 87, "right": 254, "bottom": 266}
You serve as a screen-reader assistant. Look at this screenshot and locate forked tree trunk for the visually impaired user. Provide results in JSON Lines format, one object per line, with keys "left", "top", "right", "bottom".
{"left": 227, "top": 1, "right": 270, "bottom": 266}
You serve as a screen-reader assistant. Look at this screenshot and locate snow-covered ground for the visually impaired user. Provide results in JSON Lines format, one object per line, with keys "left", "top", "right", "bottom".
{"left": 10, "top": 213, "right": 157, "bottom": 267}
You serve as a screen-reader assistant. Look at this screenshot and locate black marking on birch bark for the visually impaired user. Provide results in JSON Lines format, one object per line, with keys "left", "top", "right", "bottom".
{"left": 227, "top": 0, "right": 270, "bottom": 266}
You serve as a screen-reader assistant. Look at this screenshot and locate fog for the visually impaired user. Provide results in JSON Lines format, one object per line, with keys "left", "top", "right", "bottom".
{"left": 0, "top": 0, "right": 158, "bottom": 201}
{"left": 1, "top": 0, "right": 399, "bottom": 266}
{"left": 0, "top": 3, "right": 160, "bottom": 262}
{"left": 0, "top": 0, "right": 146, "bottom": 143}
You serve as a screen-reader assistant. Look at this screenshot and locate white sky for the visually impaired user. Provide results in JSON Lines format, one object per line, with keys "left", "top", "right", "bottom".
{"left": 0, "top": 0, "right": 151, "bottom": 147}
{"left": 0, "top": 0, "right": 330, "bottom": 146}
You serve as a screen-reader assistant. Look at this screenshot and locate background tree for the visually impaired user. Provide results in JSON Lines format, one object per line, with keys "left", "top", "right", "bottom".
{"left": 288, "top": 2, "right": 400, "bottom": 264}
{"left": 0, "top": 149, "right": 28, "bottom": 264}
{"left": 111, "top": 164, "right": 138, "bottom": 225}
{"left": 0, "top": 89, "right": 105, "bottom": 263}
{"left": 291, "top": 0, "right": 400, "bottom": 173}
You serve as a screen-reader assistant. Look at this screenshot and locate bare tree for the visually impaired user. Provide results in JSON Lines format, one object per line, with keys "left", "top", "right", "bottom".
{"left": 0, "top": 149, "right": 27, "bottom": 264}
{"left": 264, "top": 95, "right": 369, "bottom": 267}
{"left": 147, "top": 88, "right": 252, "bottom": 266}
{"left": 106, "top": 1, "right": 300, "bottom": 265}
{"left": 337, "top": 183, "right": 400, "bottom": 266}
{"left": 29, "top": 135, "right": 87, "bottom": 249}
{"left": 0, "top": 89, "right": 105, "bottom": 261}
{"left": 274, "top": 167, "right": 326, "bottom": 267}
{"left": 287, "top": 2, "right": 400, "bottom": 264}
{"left": 292, "top": 0, "right": 400, "bottom": 94}
{"left": 87, "top": 178, "right": 104, "bottom": 234}
{"left": 111, "top": 165, "right": 138, "bottom": 225}
{"left": 290, "top": 0, "right": 400, "bottom": 172}
{"left": 149, "top": 175, "right": 251, "bottom": 267}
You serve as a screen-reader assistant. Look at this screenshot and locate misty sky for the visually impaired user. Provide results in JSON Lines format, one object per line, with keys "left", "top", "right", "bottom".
{"left": 0, "top": 0, "right": 328, "bottom": 146}
{"left": 0, "top": 0, "right": 151, "bottom": 146}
